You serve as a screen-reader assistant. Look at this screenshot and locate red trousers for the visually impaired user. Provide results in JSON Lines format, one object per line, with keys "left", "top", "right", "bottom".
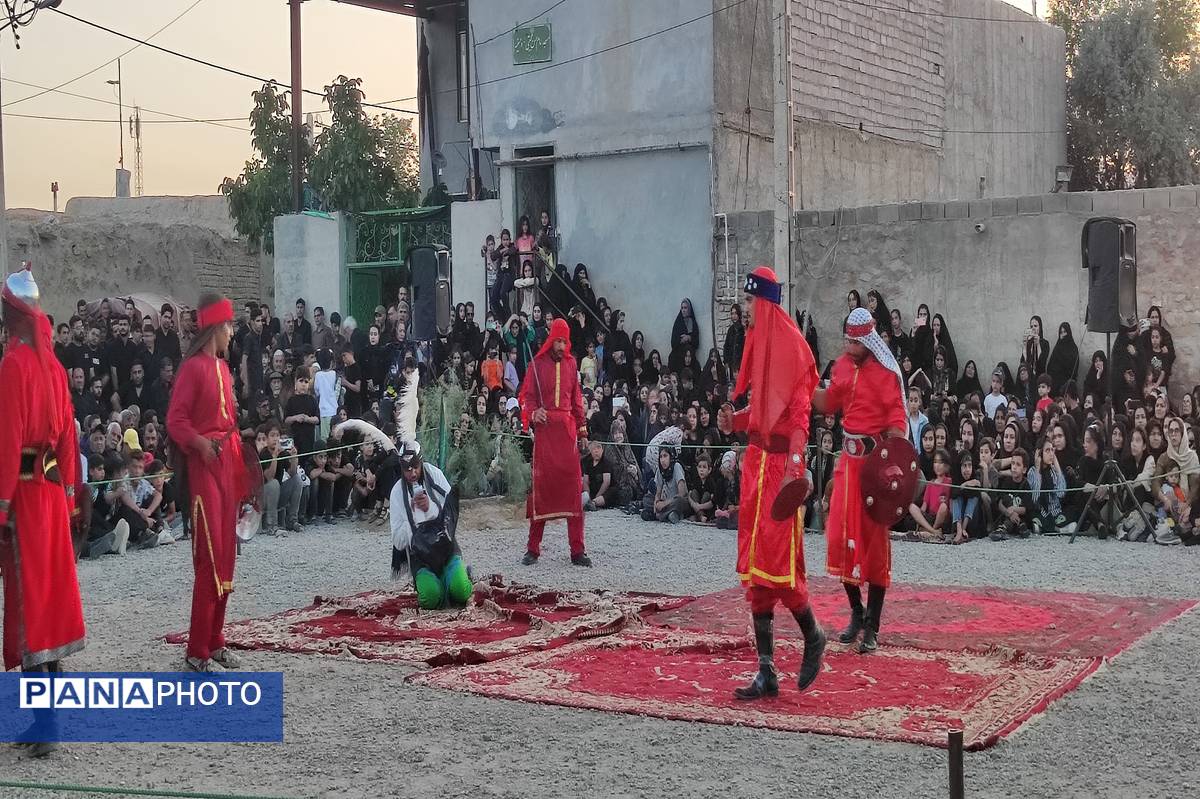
{"left": 746, "top": 584, "right": 809, "bottom": 614}
{"left": 527, "top": 515, "right": 585, "bottom": 558}
{"left": 186, "top": 451, "right": 239, "bottom": 661}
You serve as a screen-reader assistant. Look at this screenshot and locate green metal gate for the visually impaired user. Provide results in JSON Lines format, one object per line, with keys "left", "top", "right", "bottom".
{"left": 344, "top": 206, "right": 451, "bottom": 325}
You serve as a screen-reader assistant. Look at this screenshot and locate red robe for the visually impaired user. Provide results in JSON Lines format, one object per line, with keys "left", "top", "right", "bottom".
{"left": 0, "top": 334, "right": 85, "bottom": 671}
{"left": 167, "top": 352, "right": 245, "bottom": 661}
{"left": 734, "top": 305, "right": 819, "bottom": 597}
{"left": 823, "top": 355, "right": 907, "bottom": 588}
{"left": 520, "top": 351, "right": 585, "bottom": 522}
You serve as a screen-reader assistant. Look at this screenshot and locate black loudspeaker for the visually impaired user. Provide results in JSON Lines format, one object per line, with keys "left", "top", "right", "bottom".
{"left": 435, "top": 249, "right": 452, "bottom": 337}
{"left": 408, "top": 246, "right": 444, "bottom": 341}
{"left": 1081, "top": 217, "right": 1137, "bottom": 333}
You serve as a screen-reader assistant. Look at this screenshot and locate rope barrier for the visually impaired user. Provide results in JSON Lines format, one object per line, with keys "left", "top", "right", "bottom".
{"left": 0, "top": 781, "right": 307, "bottom": 799}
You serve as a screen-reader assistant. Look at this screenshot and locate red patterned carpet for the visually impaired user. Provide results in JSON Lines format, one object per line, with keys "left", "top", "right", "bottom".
{"left": 407, "top": 628, "right": 1097, "bottom": 750}
{"left": 653, "top": 577, "right": 1194, "bottom": 660}
{"left": 166, "top": 576, "right": 1194, "bottom": 749}
{"left": 164, "top": 578, "right": 692, "bottom": 667}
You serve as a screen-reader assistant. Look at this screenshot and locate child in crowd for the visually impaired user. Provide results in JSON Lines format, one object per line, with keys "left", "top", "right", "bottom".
{"left": 991, "top": 448, "right": 1031, "bottom": 540}
{"left": 713, "top": 450, "right": 741, "bottom": 530}
{"left": 313, "top": 349, "right": 339, "bottom": 441}
{"left": 1029, "top": 438, "right": 1069, "bottom": 534}
{"left": 1035, "top": 374, "right": 1053, "bottom": 413}
{"left": 85, "top": 455, "right": 130, "bottom": 559}
{"left": 686, "top": 453, "right": 717, "bottom": 523}
{"left": 642, "top": 447, "right": 688, "bottom": 524}
{"left": 580, "top": 341, "right": 598, "bottom": 390}
{"left": 950, "top": 452, "right": 983, "bottom": 543}
{"left": 906, "top": 387, "right": 929, "bottom": 449}
{"left": 910, "top": 448, "right": 953, "bottom": 540}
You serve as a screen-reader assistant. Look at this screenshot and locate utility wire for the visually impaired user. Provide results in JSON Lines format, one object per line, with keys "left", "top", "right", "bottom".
{"left": 48, "top": 7, "right": 419, "bottom": 115}
{"left": 1, "top": 76, "right": 249, "bottom": 131}
{"left": 378, "top": 0, "right": 755, "bottom": 105}
{"left": 3, "top": 111, "right": 245, "bottom": 124}
{"left": 2, "top": 0, "right": 207, "bottom": 109}
{"left": 475, "top": 0, "right": 571, "bottom": 46}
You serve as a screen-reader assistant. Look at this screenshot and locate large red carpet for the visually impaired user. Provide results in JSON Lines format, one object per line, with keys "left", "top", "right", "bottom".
{"left": 165, "top": 576, "right": 1194, "bottom": 749}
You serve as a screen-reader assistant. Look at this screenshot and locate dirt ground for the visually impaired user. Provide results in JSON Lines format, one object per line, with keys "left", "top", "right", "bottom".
{"left": 2, "top": 501, "right": 1197, "bottom": 799}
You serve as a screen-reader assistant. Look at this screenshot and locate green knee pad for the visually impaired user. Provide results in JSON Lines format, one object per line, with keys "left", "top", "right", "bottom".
{"left": 443, "top": 556, "right": 473, "bottom": 607}
{"left": 414, "top": 568, "right": 445, "bottom": 609}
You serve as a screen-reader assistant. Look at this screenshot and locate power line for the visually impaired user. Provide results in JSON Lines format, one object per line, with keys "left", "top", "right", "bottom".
{"left": 48, "top": 7, "right": 419, "bottom": 115}
{"left": 1, "top": 77, "right": 249, "bottom": 131}
{"left": 2, "top": 0, "right": 207, "bottom": 109}
{"left": 3, "top": 111, "right": 245, "bottom": 124}
{"left": 475, "top": 0, "right": 571, "bottom": 46}
{"left": 379, "top": 0, "right": 755, "bottom": 105}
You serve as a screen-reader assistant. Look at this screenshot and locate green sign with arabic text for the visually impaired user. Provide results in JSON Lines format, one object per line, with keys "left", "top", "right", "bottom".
{"left": 513, "top": 23, "right": 552, "bottom": 65}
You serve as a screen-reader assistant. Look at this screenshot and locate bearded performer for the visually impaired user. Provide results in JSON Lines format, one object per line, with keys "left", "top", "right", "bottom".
{"left": 519, "top": 317, "right": 591, "bottom": 567}
{"left": 0, "top": 266, "right": 85, "bottom": 757}
{"left": 717, "top": 266, "right": 825, "bottom": 700}
{"left": 816, "top": 306, "right": 908, "bottom": 653}
{"left": 168, "top": 292, "right": 250, "bottom": 672}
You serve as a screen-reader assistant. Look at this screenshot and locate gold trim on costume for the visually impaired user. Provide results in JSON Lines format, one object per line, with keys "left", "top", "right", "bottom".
{"left": 554, "top": 361, "right": 561, "bottom": 407}
{"left": 192, "top": 495, "right": 226, "bottom": 598}
{"left": 743, "top": 449, "right": 796, "bottom": 588}
{"left": 215, "top": 359, "right": 229, "bottom": 422}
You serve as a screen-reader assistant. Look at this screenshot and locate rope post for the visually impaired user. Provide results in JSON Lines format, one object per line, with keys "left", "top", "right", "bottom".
{"left": 948, "top": 729, "right": 965, "bottom": 799}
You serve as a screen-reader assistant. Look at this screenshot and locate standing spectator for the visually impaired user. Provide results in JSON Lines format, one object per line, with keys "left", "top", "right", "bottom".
{"left": 723, "top": 303, "right": 745, "bottom": 375}
{"left": 515, "top": 215, "right": 536, "bottom": 271}
{"left": 156, "top": 305, "right": 182, "bottom": 366}
{"left": 572, "top": 264, "right": 597, "bottom": 314}
{"left": 311, "top": 306, "right": 333, "bottom": 352}
{"left": 490, "top": 229, "right": 519, "bottom": 318}
{"left": 866, "top": 290, "right": 891, "bottom": 340}
{"left": 889, "top": 308, "right": 910, "bottom": 361}
{"left": 910, "top": 303, "right": 932, "bottom": 371}
{"left": 1022, "top": 315, "right": 1050, "bottom": 378}
{"left": 313, "top": 350, "right": 339, "bottom": 441}
{"left": 105, "top": 314, "right": 137, "bottom": 406}
{"left": 240, "top": 308, "right": 265, "bottom": 404}
{"left": 1046, "top": 322, "right": 1079, "bottom": 396}
{"left": 513, "top": 262, "right": 538, "bottom": 317}
{"left": 339, "top": 348, "right": 364, "bottom": 419}
{"left": 294, "top": 298, "right": 313, "bottom": 346}
{"left": 1142, "top": 325, "right": 1174, "bottom": 392}
{"left": 481, "top": 234, "right": 498, "bottom": 298}
{"left": 669, "top": 298, "right": 700, "bottom": 374}
{"left": 284, "top": 371, "right": 320, "bottom": 460}
{"left": 1083, "top": 350, "right": 1108, "bottom": 407}
{"left": 361, "top": 324, "right": 388, "bottom": 398}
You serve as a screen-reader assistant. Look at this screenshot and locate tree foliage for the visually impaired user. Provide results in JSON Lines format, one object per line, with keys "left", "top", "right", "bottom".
{"left": 221, "top": 76, "right": 424, "bottom": 250}
{"left": 1050, "top": 0, "right": 1200, "bottom": 189}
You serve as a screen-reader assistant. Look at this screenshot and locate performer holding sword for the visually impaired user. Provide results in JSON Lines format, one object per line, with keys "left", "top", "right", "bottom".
{"left": 519, "top": 317, "right": 592, "bottom": 567}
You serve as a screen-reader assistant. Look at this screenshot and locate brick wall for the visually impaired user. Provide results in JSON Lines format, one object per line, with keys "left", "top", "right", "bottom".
{"left": 791, "top": 0, "right": 946, "bottom": 149}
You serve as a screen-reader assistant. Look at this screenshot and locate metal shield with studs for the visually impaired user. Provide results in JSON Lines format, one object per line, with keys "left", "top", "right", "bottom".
{"left": 860, "top": 435, "right": 921, "bottom": 525}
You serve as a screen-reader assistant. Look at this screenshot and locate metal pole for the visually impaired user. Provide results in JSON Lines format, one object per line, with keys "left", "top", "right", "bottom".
{"left": 948, "top": 729, "right": 965, "bottom": 799}
{"left": 116, "top": 58, "right": 123, "bottom": 168}
{"left": 0, "top": 48, "right": 8, "bottom": 274}
{"left": 771, "top": 0, "right": 794, "bottom": 307}
{"left": 289, "top": 0, "right": 304, "bottom": 213}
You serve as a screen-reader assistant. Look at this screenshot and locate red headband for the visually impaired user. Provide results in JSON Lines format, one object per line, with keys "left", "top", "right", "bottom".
{"left": 196, "top": 298, "right": 234, "bottom": 330}
{"left": 845, "top": 318, "right": 875, "bottom": 338}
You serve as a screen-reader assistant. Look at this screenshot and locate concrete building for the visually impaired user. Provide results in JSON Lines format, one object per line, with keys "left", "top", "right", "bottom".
{"left": 417, "top": 0, "right": 1066, "bottom": 353}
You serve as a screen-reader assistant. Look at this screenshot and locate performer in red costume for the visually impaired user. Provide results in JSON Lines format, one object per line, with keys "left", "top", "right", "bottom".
{"left": 816, "top": 306, "right": 908, "bottom": 653}
{"left": 718, "top": 266, "right": 825, "bottom": 700}
{"left": 0, "top": 266, "right": 85, "bottom": 755}
{"left": 168, "top": 292, "right": 249, "bottom": 671}
{"left": 519, "top": 317, "right": 592, "bottom": 567}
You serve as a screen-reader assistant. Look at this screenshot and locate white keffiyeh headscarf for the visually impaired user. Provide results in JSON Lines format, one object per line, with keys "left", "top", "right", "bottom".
{"left": 845, "top": 307, "right": 906, "bottom": 413}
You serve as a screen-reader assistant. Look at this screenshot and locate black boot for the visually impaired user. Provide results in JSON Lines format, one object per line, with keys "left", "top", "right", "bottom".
{"left": 792, "top": 606, "right": 826, "bottom": 691}
{"left": 733, "top": 612, "right": 779, "bottom": 700}
{"left": 858, "top": 585, "right": 886, "bottom": 654}
{"left": 17, "top": 663, "right": 59, "bottom": 757}
{"left": 839, "top": 583, "right": 865, "bottom": 644}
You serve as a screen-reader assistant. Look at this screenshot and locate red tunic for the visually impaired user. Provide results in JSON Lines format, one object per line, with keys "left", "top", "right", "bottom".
{"left": 168, "top": 353, "right": 244, "bottom": 601}
{"left": 735, "top": 306, "right": 820, "bottom": 594}
{"left": 823, "top": 355, "right": 907, "bottom": 587}
{"left": 520, "top": 352, "right": 585, "bottom": 522}
{"left": 0, "top": 336, "right": 85, "bottom": 670}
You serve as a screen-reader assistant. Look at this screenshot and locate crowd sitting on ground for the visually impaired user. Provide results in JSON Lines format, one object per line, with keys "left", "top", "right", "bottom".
{"left": 21, "top": 229, "right": 1198, "bottom": 561}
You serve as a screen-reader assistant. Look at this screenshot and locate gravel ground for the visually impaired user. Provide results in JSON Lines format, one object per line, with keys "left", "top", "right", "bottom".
{"left": 3, "top": 502, "right": 1198, "bottom": 799}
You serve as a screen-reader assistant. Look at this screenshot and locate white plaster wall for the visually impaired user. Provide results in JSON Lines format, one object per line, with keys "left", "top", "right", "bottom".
{"left": 450, "top": 199, "right": 503, "bottom": 314}
{"left": 272, "top": 213, "right": 345, "bottom": 319}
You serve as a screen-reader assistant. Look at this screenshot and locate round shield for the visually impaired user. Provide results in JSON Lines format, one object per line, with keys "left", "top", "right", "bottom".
{"left": 236, "top": 504, "right": 261, "bottom": 542}
{"left": 860, "top": 436, "right": 921, "bottom": 525}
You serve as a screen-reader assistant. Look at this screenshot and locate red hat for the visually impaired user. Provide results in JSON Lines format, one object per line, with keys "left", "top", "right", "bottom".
{"left": 536, "top": 317, "right": 572, "bottom": 359}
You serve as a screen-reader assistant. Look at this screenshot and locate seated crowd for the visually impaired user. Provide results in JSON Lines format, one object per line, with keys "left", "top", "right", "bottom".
{"left": 29, "top": 234, "right": 1198, "bottom": 560}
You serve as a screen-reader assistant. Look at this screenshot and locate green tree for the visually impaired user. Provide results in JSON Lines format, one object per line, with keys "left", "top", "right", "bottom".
{"left": 218, "top": 83, "right": 303, "bottom": 250}
{"left": 308, "top": 76, "right": 398, "bottom": 213}
{"left": 378, "top": 115, "right": 421, "bottom": 208}
{"left": 1050, "top": 0, "right": 1200, "bottom": 189}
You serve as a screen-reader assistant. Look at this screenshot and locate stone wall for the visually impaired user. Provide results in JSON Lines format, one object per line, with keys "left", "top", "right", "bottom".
{"left": 5, "top": 209, "right": 268, "bottom": 322}
{"left": 63, "top": 195, "right": 237, "bottom": 239}
{"left": 722, "top": 186, "right": 1200, "bottom": 406}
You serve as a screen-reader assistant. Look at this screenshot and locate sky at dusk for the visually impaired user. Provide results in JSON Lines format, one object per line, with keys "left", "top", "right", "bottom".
{"left": 0, "top": 0, "right": 1041, "bottom": 211}
{"left": 0, "top": 0, "right": 417, "bottom": 210}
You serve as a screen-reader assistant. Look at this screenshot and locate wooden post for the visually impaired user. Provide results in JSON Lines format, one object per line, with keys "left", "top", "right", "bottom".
{"left": 289, "top": 0, "right": 305, "bottom": 213}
